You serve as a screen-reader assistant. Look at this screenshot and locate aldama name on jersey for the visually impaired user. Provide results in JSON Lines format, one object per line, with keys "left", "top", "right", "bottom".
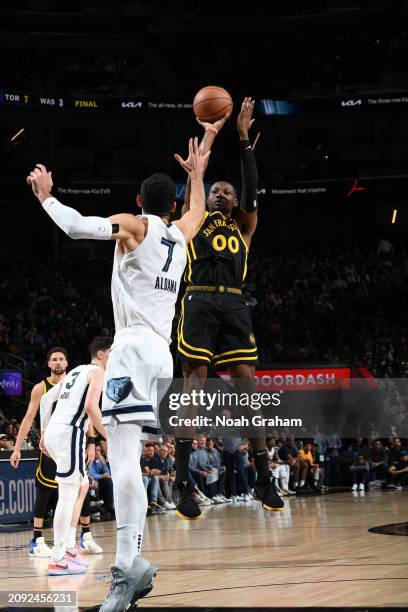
{"left": 155, "top": 276, "right": 177, "bottom": 293}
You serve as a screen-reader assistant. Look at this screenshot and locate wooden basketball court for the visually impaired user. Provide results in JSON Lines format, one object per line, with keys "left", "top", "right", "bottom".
{"left": 1, "top": 491, "right": 407, "bottom": 609}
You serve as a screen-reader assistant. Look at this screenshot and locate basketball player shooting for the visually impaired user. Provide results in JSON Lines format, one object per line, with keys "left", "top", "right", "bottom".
{"left": 174, "top": 97, "right": 284, "bottom": 519}
{"left": 27, "top": 136, "right": 210, "bottom": 611}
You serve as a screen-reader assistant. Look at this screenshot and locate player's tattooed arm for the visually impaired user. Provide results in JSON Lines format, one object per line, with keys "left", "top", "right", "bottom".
{"left": 174, "top": 137, "right": 210, "bottom": 243}
{"left": 181, "top": 113, "right": 230, "bottom": 215}
{"left": 234, "top": 97, "right": 258, "bottom": 244}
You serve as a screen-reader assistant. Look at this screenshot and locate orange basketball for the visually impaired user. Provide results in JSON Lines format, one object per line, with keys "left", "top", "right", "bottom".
{"left": 193, "top": 85, "right": 233, "bottom": 122}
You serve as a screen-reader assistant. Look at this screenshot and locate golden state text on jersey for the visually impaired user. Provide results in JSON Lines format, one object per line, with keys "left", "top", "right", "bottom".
{"left": 185, "top": 211, "right": 248, "bottom": 287}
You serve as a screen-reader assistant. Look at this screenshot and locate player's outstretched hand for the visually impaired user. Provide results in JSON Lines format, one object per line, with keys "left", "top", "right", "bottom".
{"left": 39, "top": 436, "right": 50, "bottom": 457}
{"left": 237, "top": 97, "right": 255, "bottom": 140}
{"left": 26, "top": 163, "right": 53, "bottom": 203}
{"left": 196, "top": 111, "right": 231, "bottom": 132}
{"left": 10, "top": 449, "right": 20, "bottom": 468}
{"left": 174, "top": 137, "right": 211, "bottom": 177}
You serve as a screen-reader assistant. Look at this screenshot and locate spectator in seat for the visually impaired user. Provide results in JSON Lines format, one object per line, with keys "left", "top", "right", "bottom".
{"left": 205, "top": 438, "right": 228, "bottom": 502}
{"left": 368, "top": 439, "right": 388, "bottom": 482}
{"left": 156, "top": 444, "right": 176, "bottom": 510}
{"left": 347, "top": 435, "right": 368, "bottom": 459}
{"left": 0, "top": 433, "right": 14, "bottom": 450}
{"left": 325, "top": 429, "right": 342, "bottom": 487}
{"left": 141, "top": 443, "right": 164, "bottom": 513}
{"left": 278, "top": 435, "right": 306, "bottom": 489}
{"left": 87, "top": 444, "right": 115, "bottom": 514}
{"left": 188, "top": 439, "right": 213, "bottom": 506}
{"left": 99, "top": 438, "right": 109, "bottom": 462}
{"left": 388, "top": 438, "right": 404, "bottom": 467}
{"left": 350, "top": 454, "right": 370, "bottom": 491}
{"left": 189, "top": 436, "right": 216, "bottom": 495}
{"left": 240, "top": 440, "right": 256, "bottom": 497}
{"left": 387, "top": 450, "right": 408, "bottom": 489}
{"left": 266, "top": 437, "right": 294, "bottom": 495}
{"left": 223, "top": 432, "right": 251, "bottom": 501}
{"left": 298, "top": 442, "right": 320, "bottom": 489}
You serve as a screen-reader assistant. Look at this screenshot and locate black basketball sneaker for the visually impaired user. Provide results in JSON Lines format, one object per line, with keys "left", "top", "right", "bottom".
{"left": 172, "top": 481, "right": 202, "bottom": 520}
{"left": 254, "top": 478, "right": 285, "bottom": 512}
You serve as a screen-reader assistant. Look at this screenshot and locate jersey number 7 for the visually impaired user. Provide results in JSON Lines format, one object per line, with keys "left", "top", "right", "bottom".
{"left": 161, "top": 237, "right": 176, "bottom": 272}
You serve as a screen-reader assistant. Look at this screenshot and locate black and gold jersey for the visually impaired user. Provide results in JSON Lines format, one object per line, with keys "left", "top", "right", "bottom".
{"left": 185, "top": 211, "right": 248, "bottom": 287}
{"left": 35, "top": 377, "right": 58, "bottom": 489}
{"left": 42, "top": 377, "right": 56, "bottom": 395}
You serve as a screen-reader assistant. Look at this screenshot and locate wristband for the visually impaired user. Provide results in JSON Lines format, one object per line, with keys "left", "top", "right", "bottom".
{"left": 240, "top": 138, "right": 251, "bottom": 151}
{"left": 87, "top": 437, "right": 97, "bottom": 445}
{"left": 205, "top": 125, "right": 218, "bottom": 135}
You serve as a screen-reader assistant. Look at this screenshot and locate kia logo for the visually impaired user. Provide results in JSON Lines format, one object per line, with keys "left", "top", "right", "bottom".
{"left": 341, "top": 99, "right": 362, "bottom": 107}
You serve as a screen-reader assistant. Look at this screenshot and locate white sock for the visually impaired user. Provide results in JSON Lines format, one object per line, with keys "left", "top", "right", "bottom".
{"left": 281, "top": 478, "right": 289, "bottom": 490}
{"left": 116, "top": 526, "right": 143, "bottom": 570}
{"left": 51, "top": 544, "right": 65, "bottom": 563}
{"left": 67, "top": 527, "right": 77, "bottom": 550}
{"left": 53, "top": 482, "right": 80, "bottom": 559}
{"left": 107, "top": 421, "right": 147, "bottom": 570}
{"left": 294, "top": 481, "right": 298, "bottom": 488}
{"left": 300, "top": 480, "right": 305, "bottom": 487}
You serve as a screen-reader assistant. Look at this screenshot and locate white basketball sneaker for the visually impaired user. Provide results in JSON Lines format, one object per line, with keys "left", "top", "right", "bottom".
{"left": 29, "top": 536, "right": 52, "bottom": 558}
{"left": 80, "top": 531, "right": 103, "bottom": 554}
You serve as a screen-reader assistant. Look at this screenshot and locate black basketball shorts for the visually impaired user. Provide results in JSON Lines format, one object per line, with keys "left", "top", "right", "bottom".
{"left": 177, "top": 291, "right": 258, "bottom": 367}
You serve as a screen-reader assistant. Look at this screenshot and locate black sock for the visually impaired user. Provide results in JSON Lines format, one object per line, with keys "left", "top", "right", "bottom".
{"left": 81, "top": 524, "right": 90, "bottom": 535}
{"left": 33, "top": 529, "right": 42, "bottom": 541}
{"left": 254, "top": 450, "right": 270, "bottom": 484}
{"left": 175, "top": 439, "right": 192, "bottom": 483}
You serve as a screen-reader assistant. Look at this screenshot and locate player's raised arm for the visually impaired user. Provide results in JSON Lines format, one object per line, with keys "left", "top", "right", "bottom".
{"left": 174, "top": 137, "right": 210, "bottom": 243}
{"left": 234, "top": 97, "right": 258, "bottom": 243}
{"left": 27, "top": 164, "right": 146, "bottom": 249}
{"left": 10, "top": 382, "right": 43, "bottom": 467}
{"left": 181, "top": 113, "right": 230, "bottom": 215}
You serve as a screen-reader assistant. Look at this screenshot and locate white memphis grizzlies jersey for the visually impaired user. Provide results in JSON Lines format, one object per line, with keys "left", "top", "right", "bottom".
{"left": 40, "top": 382, "right": 62, "bottom": 431}
{"left": 111, "top": 214, "right": 186, "bottom": 343}
{"left": 48, "top": 364, "right": 100, "bottom": 431}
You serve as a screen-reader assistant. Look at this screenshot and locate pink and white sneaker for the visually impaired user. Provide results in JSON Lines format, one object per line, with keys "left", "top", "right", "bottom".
{"left": 65, "top": 547, "right": 89, "bottom": 568}
{"left": 48, "top": 555, "right": 87, "bottom": 576}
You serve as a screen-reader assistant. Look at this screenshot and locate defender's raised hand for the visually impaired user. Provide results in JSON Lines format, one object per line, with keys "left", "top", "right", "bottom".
{"left": 174, "top": 137, "right": 211, "bottom": 177}
{"left": 237, "top": 97, "right": 255, "bottom": 140}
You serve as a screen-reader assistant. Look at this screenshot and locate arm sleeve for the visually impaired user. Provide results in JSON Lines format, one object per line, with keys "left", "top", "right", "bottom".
{"left": 42, "top": 197, "right": 113, "bottom": 240}
{"left": 240, "top": 139, "right": 258, "bottom": 213}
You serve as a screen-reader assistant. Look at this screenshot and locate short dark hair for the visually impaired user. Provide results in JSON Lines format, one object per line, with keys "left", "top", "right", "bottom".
{"left": 140, "top": 173, "right": 176, "bottom": 215}
{"left": 89, "top": 336, "right": 112, "bottom": 358}
{"left": 47, "top": 346, "right": 68, "bottom": 362}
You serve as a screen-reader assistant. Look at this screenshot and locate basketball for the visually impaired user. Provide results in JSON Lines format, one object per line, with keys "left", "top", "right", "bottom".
{"left": 193, "top": 85, "right": 233, "bottom": 122}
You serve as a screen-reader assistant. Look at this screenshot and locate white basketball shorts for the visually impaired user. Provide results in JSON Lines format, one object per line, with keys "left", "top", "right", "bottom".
{"left": 44, "top": 423, "right": 86, "bottom": 485}
{"left": 101, "top": 326, "right": 173, "bottom": 437}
